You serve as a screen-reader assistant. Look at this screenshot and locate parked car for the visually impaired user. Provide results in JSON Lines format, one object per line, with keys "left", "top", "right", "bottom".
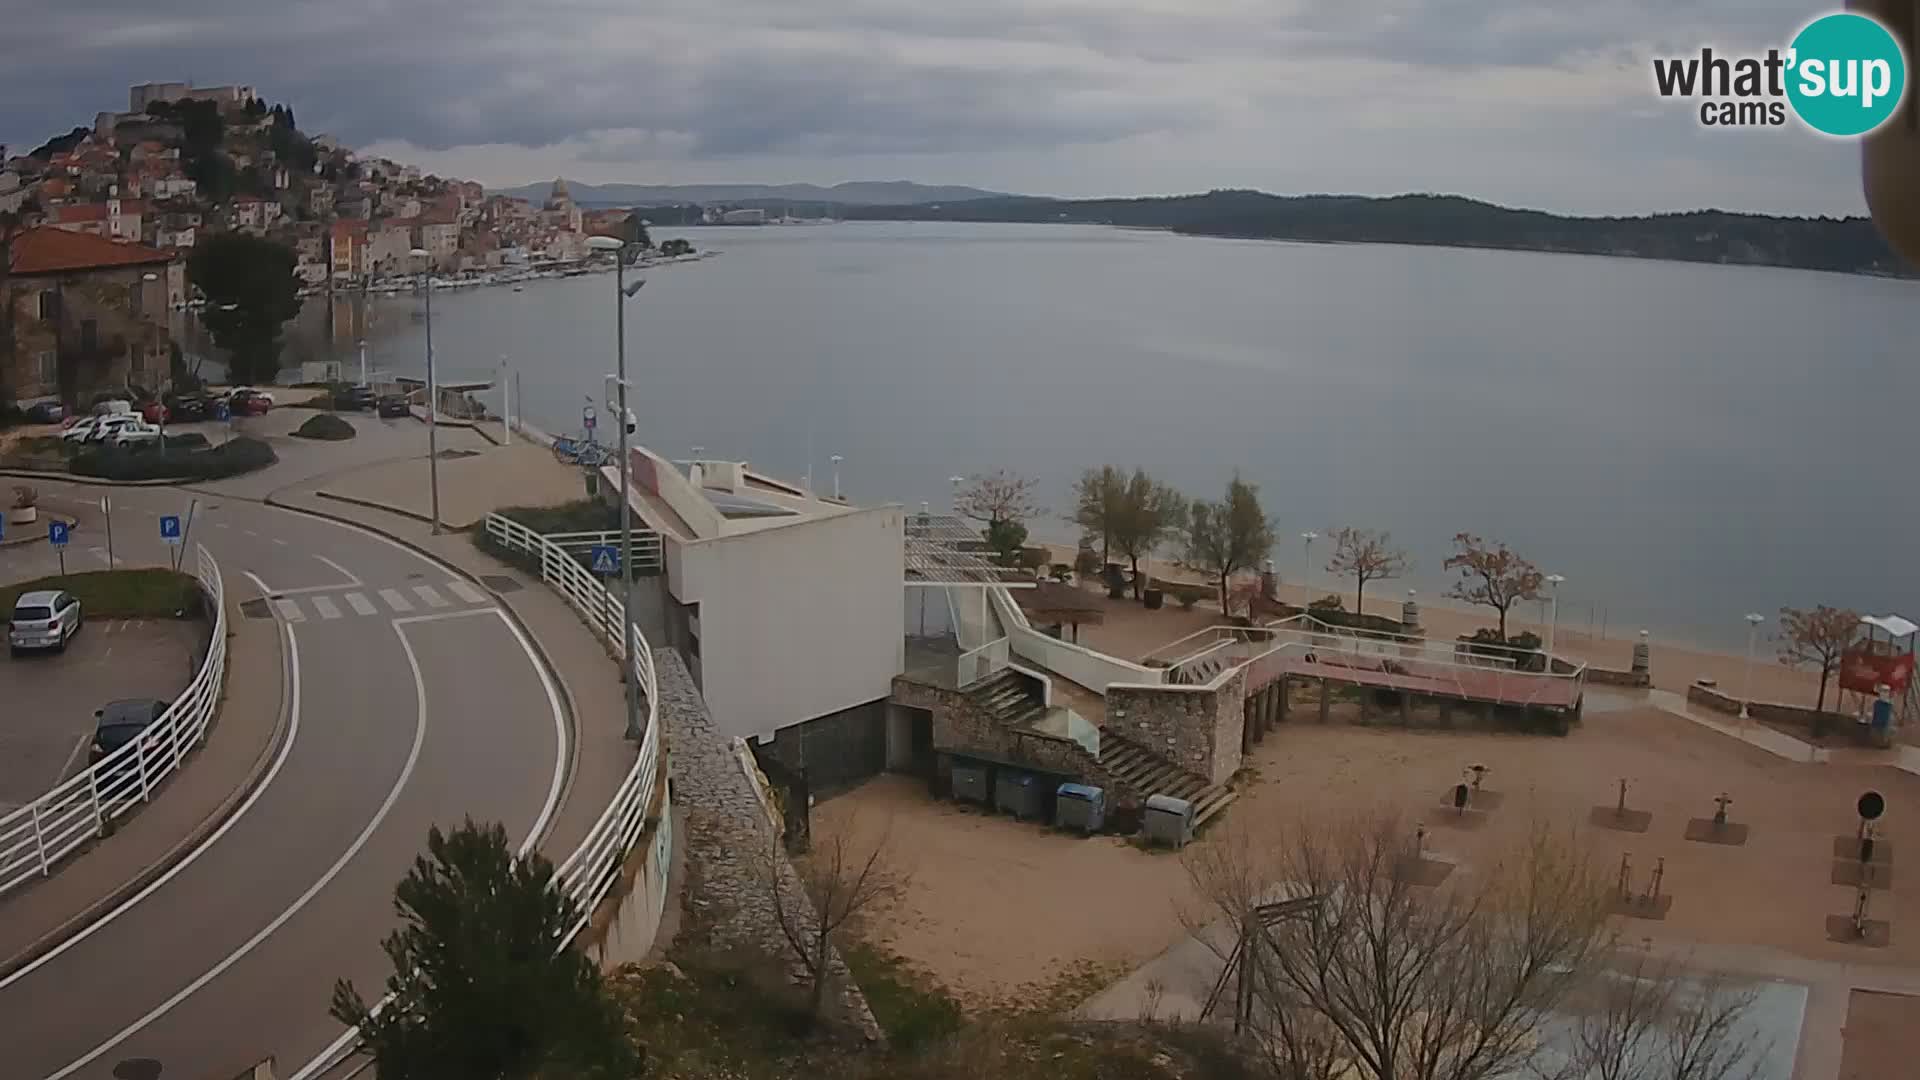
{"left": 334, "top": 385, "right": 378, "bottom": 411}
{"left": 376, "top": 394, "right": 411, "bottom": 418}
{"left": 137, "top": 399, "right": 170, "bottom": 424}
{"left": 164, "top": 393, "right": 210, "bottom": 422}
{"left": 90, "top": 398, "right": 134, "bottom": 418}
{"left": 23, "top": 400, "right": 66, "bottom": 424}
{"left": 62, "top": 414, "right": 144, "bottom": 443}
{"left": 107, "top": 420, "right": 163, "bottom": 446}
{"left": 226, "top": 386, "right": 276, "bottom": 406}
{"left": 9, "top": 589, "right": 82, "bottom": 655}
{"left": 89, "top": 698, "right": 171, "bottom": 766}
{"left": 228, "top": 390, "right": 272, "bottom": 416}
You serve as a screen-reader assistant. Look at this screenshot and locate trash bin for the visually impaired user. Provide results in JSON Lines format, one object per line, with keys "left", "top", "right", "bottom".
{"left": 1144, "top": 794, "right": 1195, "bottom": 847}
{"left": 951, "top": 762, "right": 992, "bottom": 805}
{"left": 995, "top": 772, "right": 1044, "bottom": 820}
{"left": 1055, "top": 783, "right": 1106, "bottom": 833}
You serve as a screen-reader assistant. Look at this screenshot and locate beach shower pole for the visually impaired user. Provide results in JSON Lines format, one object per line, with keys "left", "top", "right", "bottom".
{"left": 831, "top": 454, "right": 843, "bottom": 500}
{"left": 1741, "top": 612, "right": 1766, "bottom": 720}
{"left": 410, "top": 249, "right": 440, "bottom": 534}
{"left": 1544, "top": 574, "right": 1565, "bottom": 664}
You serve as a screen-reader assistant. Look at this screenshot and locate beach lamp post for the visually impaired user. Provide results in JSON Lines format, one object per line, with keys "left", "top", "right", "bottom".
{"left": 831, "top": 454, "right": 844, "bottom": 500}
{"left": 1740, "top": 612, "right": 1766, "bottom": 720}
{"left": 498, "top": 353, "right": 513, "bottom": 446}
{"left": 588, "top": 232, "right": 648, "bottom": 742}
{"left": 1544, "top": 573, "right": 1566, "bottom": 663}
{"left": 949, "top": 475, "right": 965, "bottom": 514}
{"left": 1300, "top": 531, "right": 1319, "bottom": 603}
{"left": 409, "top": 248, "right": 442, "bottom": 534}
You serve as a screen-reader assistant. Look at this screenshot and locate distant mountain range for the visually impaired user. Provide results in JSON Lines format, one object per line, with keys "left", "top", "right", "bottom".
{"left": 491, "top": 179, "right": 1011, "bottom": 207}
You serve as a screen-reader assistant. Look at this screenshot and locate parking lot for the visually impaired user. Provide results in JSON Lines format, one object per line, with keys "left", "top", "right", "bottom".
{"left": 1, "top": 618, "right": 208, "bottom": 811}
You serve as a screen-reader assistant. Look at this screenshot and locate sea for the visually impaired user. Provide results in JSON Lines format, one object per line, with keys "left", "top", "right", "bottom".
{"left": 274, "top": 221, "right": 1920, "bottom": 653}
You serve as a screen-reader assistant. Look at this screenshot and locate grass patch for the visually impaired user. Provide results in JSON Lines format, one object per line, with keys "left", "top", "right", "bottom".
{"left": 0, "top": 568, "right": 202, "bottom": 618}
{"left": 844, "top": 942, "right": 964, "bottom": 1052}
{"left": 293, "top": 413, "right": 356, "bottom": 441}
{"left": 470, "top": 498, "right": 637, "bottom": 577}
{"left": 609, "top": 948, "right": 838, "bottom": 1080}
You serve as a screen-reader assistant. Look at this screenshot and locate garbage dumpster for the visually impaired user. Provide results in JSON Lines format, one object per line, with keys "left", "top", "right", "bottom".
{"left": 951, "top": 762, "right": 992, "bottom": 805}
{"left": 995, "top": 772, "right": 1044, "bottom": 820}
{"left": 1144, "top": 793, "right": 1195, "bottom": 848}
{"left": 1054, "top": 783, "right": 1106, "bottom": 833}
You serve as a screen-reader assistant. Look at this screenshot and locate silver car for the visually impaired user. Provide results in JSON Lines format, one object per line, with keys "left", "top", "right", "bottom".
{"left": 9, "top": 589, "right": 82, "bottom": 655}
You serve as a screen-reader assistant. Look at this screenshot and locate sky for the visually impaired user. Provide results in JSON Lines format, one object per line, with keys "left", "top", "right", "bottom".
{"left": 0, "top": 0, "right": 1878, "bottom": 216}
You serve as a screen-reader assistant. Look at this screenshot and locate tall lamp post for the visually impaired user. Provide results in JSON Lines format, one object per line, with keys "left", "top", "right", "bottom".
{"left": 1741, "top": 612, "right": 1766, "bottom": 721}
{"left": 1543, "top": 573, "right": 1566, "bottom": 664}
{"left": 949, "top": 475, "right": 965, "bottom": 514}
{"left": 830, "top": 454, "right": 844, "bottom": 500}
{"left": 1300, "top": 531, "right": 1319, "bottom": 604}
{"left": 409, "top": 249, "right": 441, "bottom": 534}
{"left": 587, "top": 233, "right": 647, "bottom": 742}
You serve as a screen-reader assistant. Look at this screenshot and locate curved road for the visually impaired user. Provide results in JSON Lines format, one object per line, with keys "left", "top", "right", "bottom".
{"left": 0, "top": 480, "right": 569, "bottom": 1079}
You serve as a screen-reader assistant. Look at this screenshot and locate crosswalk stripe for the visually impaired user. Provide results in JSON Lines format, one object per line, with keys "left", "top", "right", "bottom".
{"left": 446, "top": 580, "right": 488, "bottom": 605}
{"left": 311, "top": 595, "right": 342, "bottom": 620}
{"left": 344, "top": 592, "right": 377, "bottom": 616}
{"left": 274, "top": 598, "right": 305, "bottom": 622}
{"left": 379, "top": 588, "right": 414, "bottom": 613}
{"left": 412, "top": 584, "right": 450, "bottom": 609}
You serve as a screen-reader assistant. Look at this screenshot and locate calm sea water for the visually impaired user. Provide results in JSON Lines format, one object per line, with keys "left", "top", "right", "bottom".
{"left": 289, "top": 221, "right": 1920, "bottom": 652}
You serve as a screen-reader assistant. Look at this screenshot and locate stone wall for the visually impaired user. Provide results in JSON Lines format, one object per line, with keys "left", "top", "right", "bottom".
{"left": 891, "top": 675, "right": 1130, "bottom": 805}
{"left": 1585, "top": 667, "right": 1650, "bottom": 688}
{"left": 657, "top": 650, "right": 881, "bottom": 1041}
{"left": 1105, "top": 666, "right": 1246, "bottom": 786}
{"left": 1686, "top": 681, "right": 1853, "bottom": 734}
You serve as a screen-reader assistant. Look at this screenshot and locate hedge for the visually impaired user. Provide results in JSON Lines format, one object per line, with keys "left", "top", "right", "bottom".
{"left": 71, "top": 437, "right": 278, "bottom": 482}
{"left": 0, "top": 568, "right": 203, "bottom": 619}
{"left": 293, "top": 413, "right": 356, "bottom": 441}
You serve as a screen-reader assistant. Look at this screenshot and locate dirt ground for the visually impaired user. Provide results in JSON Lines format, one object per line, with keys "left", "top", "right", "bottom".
{"left": 1840, "top": 990, "right": 1920, "bottom": 1080}
{"left": 820, "top": 695, "right": 1920, "bottom": 1008}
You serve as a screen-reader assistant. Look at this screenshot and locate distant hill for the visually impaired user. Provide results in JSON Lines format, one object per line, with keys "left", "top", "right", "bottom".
{"left": 492, "top": 179, "right": 1011, "bottom": 207}
{"left": 839, "top": 190, "right": 1914, "bottom": 278}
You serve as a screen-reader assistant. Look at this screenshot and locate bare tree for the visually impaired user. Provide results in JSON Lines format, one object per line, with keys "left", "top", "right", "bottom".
{"left": 1071, "top": 464, "right": 1127, "bottom": 564}
{"left": 1183, "top": 813, "right": 1613, "bottom": 1080}
{"left": 1557, "top": 947, "right": 1764, "bottom": 1080}
{"left": 1325, "top": 527, "right": 1411, "bottom": 616}
{"left": 1187, "top": 473, "right": 1276, "bottom": 613}
{"left": 955, "top": 469, "right": 1039, "bottom": 527}
{"left": 1110, "top": 468, "right": 1190, "bottom": 599}
{"left": 1444, "top": 532, "right": 1543, "bottom": 640}
{"left": 764, "top": 819, "right": 907, "bottom": 1018}
{"left": 1776, "top": 605, "right": 1860, "bottom": 713}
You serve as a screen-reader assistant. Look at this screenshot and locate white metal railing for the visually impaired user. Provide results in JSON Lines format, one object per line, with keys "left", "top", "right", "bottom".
{"left": 956, "top": 636, "right": 1010, "bottom": 688}
{"left": 538, "top": 529, "right": 664, "bottom": 573}
{"left": 0, "top": 544, "right": 226, "bottom": 897}
{"left": 989, "top": 585, "right": 1164, "bottom": 694}
{"left": 482, "top": 512, "right": 666, "bottom": 943}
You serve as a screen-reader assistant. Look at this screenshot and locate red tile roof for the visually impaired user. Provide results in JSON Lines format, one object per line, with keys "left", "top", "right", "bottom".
{"left": 7, "top": 226, "right": 175, "bottom": 275}
{"left": 52, "top": 203, "right": 109, "bottom": 223}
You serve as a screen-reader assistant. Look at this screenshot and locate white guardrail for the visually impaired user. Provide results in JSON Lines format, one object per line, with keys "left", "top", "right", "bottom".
{"left": 483, "top": 512, "right": 664, "bottom": 943}
{"left": 0, "top": 544, "right": 226, "bottom": 897}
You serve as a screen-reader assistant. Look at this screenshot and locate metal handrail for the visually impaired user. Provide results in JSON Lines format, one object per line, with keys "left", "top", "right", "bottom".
{"left": 956, "top": 635, "right": 1010, "bottom": 689}
{"left": 0, "top": 544, "right": 226, "bottom": 897}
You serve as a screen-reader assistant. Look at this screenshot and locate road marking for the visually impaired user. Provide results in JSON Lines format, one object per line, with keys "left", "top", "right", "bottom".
{"left": 314, "top": 554, "right": 361, "bottom": 585}
{"left": 273, "top": 538, "right": 289, "bottom": 546}
{"left": 243, "top": 529, "right": 259, "bottom": 538}
{"left": 412, "top": 584, "right": 450, "bottom": 609}
{"left": 379, "top": 588, "right": 413, "bottom": 612}
{"left": 344, "top": 592, "right": 377, "bottom": 616}
{"left": 310, "top": 595, "right": 342, "bottom": 620}
{"left": 0, "top": 571, "right": 301, "bottom": 992}
{"left": 274, "top": 598, "right": 305, "bottom": 622}
{"left": 57, "top": 733, "right": 92, "bottom": 782}
{"left": 49, "top": 617, "right": 426, "bottom": 1080}
{"left": 214, "top": 522, "right": 229, "bottom": 529}
{"left": 299, "top": 605, "right": 566, "bottom": 1080}
{"left": 445, "top": 579, "right": 488, "bottom": 605}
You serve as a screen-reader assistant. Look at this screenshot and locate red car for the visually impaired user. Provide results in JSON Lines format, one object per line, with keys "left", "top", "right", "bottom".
{"left": 138, "top": 400, "right": 169, "bottom": 424}
{"left": 228, "top": 390, "right": 272, "bottom": 416}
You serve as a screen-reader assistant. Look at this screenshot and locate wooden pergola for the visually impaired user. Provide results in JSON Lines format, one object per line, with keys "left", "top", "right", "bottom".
{"left": 1015, "top": 581, "right": 1106, "bottom": 643}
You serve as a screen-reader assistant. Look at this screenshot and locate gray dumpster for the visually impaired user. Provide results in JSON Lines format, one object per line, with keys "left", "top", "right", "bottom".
{"left": 995, "top": 772, "right": 1044, "bottom": 820}
{"left": 1144, "top": 793, "right": 1195, "bottom": 847}
{"left": 951, "top": 762, "right": 992, "bottom": 805}
{"left": 1054, "top": 783, "right": 1106, "bottom": 833}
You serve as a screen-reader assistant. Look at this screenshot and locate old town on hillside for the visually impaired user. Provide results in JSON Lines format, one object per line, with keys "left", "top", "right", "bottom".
{"left": 0, "top": 81, "right": 636, "bottom": 409}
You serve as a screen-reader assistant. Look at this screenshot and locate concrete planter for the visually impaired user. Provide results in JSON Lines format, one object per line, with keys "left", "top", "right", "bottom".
{"left": 7, "top": 506, "right": 36, "bottom": 526}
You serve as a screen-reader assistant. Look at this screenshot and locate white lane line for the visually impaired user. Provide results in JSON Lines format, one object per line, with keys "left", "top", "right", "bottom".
{"left": 314, "top": 554, "right": 361, "bottom": 586}
{"left": 49, "top": 618, "right": 427, "bottom": 1080}
{"left": 379, "top": 588, "right": 413, "bottom": 613}
{"left": 273, "top": 538, "right": 289, "bottom": 546}
{"left": 1, "top": 572, "right": 301, "bottom": 991}
{"left": 412, "top": 584, "right": 450, "bottom": 609}
{"left": 310, "top": 595, "right": 342, "bottom": 620}
{"left": 298, "top": 605, "right": 566, "bottom": 1080}
{"left": 344, "top": 592, "right": 377, "bottom": 617}
{"left": 274, "top": 598, "right": 306, "bottom": 623}
{"left": 243, "top": 529, "right": 259, "bottom": 538}
{"left": 445, "top": 579, "right": 488, "bottom": 605}
{"left": 56, "top": 733, "right": 92, "bottom": 783}
{"left": 214, "top": 522, "right": 229, "bottom": 530}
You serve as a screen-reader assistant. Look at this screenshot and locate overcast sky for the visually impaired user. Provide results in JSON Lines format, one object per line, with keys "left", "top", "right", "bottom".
{"left": 0, "top": 0, "right": 1874, "bottom": 215}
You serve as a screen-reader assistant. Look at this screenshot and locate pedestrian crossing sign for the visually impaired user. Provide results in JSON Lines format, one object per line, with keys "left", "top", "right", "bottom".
{"left": 590, "top": 544, "right": 619, "bottom": 575}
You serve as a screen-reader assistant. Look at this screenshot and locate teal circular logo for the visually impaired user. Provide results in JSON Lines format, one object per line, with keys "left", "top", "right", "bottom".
{"left": 1787, "top": 13, "right": 1907, "bottom": 137}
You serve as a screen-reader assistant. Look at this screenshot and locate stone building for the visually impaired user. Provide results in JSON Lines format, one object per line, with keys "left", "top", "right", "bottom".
{"left": 3, "top": 227, "right": 182, "bottom": 404}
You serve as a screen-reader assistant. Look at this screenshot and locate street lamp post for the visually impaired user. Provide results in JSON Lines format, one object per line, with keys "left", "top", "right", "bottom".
{"left": 357, "top": 338, "right": 369, "bottom": 389}
{"left": 949, "top": 475, "right": 965, "bottom": 514}
{"left": 588, "top": 233, "right": 647, "bottom": 742}
{"left": 1300, "top": 531, "right": 1319, "bottom": 604}
{"left": 410, "top": 249, "right": 441, "bottom": 534}
{"left": 1741, "top": 612, "right": 1766, "bottom": 720}
{"left": 499, "top": 353, "right": 512, "bottom": 446}
{"left": 1544, "top": 573, "right": 1566, "bottom": 664}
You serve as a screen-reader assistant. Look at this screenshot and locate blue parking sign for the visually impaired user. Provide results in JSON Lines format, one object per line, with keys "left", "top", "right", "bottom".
{"left": 589, "top": 544, "right": 619, "bottom": 575}
{"left": 160, "top": 515, "right": 183, "bottom": 545}
{"left": 48, "top": 520, "right": 70, "bottom": 546}
{"left": 212, "top": 401, "right": 231, "bottom": 422}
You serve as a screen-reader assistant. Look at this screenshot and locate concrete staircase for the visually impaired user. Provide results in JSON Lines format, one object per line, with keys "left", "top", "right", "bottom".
{"left": 1098, "top": 734, "right": 1238, "bottom": 829}
{"left": 967, "top": 669, "right": 1048, "bottom": 730}
{"left": 1169, "top": 652, "right": 1231, "bottom": 685}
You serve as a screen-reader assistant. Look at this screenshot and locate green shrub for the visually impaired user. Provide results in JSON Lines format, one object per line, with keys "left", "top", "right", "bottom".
{"left": 1308, "top": 594, "right": 1345, "bottom": 612}
{"left": 843, "top": 943, "right": 964, "bottom": 1053}
{"left": 71, "top": 437, "right": 277, "bottom": 482}
{"left": 293, "top": 412, "right": 356, "bottom": 440}
{"left": 0, "top": 568, "right": 202, "bottom": 618}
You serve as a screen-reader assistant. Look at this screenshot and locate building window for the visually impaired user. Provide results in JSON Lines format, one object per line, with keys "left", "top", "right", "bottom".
{"left": 79, "top": 319, "right": 97, "bottom": 353}
{"left": 38, "top": 290, "right": 60, "bottom": 320}
{"left": 38, "top": 351, "right": 57, "bottom": 386}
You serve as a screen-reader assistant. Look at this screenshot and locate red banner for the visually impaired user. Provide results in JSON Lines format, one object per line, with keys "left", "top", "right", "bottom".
{"left": 1839, "top": 649, "right": 1915, "bottom": 695}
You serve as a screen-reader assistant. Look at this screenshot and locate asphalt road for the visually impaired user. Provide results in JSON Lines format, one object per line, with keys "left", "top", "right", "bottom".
{"left": 0, "top": 478, "right": 568, "bottom": 1079}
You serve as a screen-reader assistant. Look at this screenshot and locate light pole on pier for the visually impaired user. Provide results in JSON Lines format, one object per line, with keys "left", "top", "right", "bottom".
{"left": 588, "top": 233, "right": 648, "bottom": 742}
{"left": 409, "top": 248, "right": 441, "bottom": 534}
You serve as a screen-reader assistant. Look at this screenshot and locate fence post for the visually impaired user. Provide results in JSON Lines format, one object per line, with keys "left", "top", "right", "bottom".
{"left": 88, "top": 763, "right": 105, "bottom": 835}
{"left": 171, "top": 704, "right": 186, "bottom": 773}
{"left": 30, "top": 802, "right": 51, "bottom": 876}
{"left": 135, "top": 731, "right": 151, "bottom": 802}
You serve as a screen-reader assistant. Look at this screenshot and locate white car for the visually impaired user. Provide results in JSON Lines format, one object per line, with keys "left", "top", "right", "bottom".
{"left": 9, "top": 589, "right": 82, "bottom": 655}
{"left": 106, "top": 420, "right": 162, "bottom": 446}
{"left": 226, "top": 386, "right": 276, "bottom": 405}
{"left": 63, "top": 415, "right": 144, "bottom": 444}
